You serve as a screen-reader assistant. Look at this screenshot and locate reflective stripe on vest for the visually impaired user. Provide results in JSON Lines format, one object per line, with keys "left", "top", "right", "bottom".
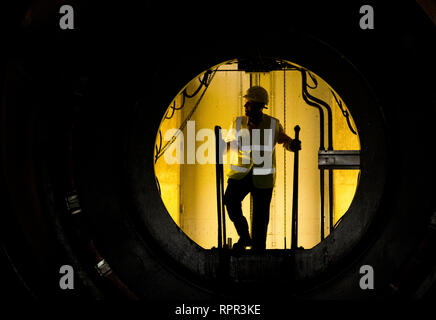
{"left": 253, "top": 168, "right": 276, "bottom": 175}
{"left": 230, "top": 164, "right": 249, "bottom": 172}
{"left": 236, "top": 116, "right": 241, "bottom": 131}
{"left": 251, "top": 145, "right": 274, "bottom": 152}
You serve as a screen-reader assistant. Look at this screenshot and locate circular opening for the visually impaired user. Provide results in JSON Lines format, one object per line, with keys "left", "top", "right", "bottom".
{"left": 129, "top": 32, "right": 387, "bottom": 287}
{"left": 153, "top": 58, "right": 361, "bottom": 250}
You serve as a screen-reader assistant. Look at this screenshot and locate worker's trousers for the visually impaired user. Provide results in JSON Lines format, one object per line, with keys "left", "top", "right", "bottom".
{"left": 224, "top": 170, "right": 273, "bottom": 250}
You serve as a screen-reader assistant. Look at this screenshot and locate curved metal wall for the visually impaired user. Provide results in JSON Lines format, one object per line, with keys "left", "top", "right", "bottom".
{"left": 1, "top": 1, "right": 435, "bottom": 307}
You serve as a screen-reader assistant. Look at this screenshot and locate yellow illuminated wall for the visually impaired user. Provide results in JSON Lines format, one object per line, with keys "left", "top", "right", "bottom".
{"left": 154, "top": 60, "right": 360, "bottom": 250}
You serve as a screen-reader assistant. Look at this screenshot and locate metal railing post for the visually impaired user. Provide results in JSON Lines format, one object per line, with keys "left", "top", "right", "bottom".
{"left": 215, "top": 126, "right": 223, "bottom": 249}
{"left": 291, "top": 125, "right": 301, "bottom": 250}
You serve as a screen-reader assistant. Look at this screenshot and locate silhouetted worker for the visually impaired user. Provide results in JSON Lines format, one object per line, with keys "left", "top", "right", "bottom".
{"left": 224, "top": 86, "right": 301, "bottom": 251}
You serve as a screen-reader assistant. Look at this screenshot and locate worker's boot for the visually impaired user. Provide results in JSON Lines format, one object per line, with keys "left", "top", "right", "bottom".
{"left": 232, "top": 217, "right": 251, "bottom": 250}
{"left": 233, "top": 236, "right": 252, "bottom": 251}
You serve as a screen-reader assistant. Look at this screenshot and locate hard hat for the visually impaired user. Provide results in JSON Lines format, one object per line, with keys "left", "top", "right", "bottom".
{"left": 243, "top": 86, "right": 269, "bottom": 106}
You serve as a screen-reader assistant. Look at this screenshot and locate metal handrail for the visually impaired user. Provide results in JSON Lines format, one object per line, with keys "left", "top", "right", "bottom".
{"left": 291, "top": 125, "right": 301, "bottom": 250}
{"left": 215, "top": 126, "right": 226, "bottom": 249}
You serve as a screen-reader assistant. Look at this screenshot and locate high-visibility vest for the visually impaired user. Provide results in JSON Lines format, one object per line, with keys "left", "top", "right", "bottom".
{"left": 227, "top": 115, "right": 279, "bottom": 189}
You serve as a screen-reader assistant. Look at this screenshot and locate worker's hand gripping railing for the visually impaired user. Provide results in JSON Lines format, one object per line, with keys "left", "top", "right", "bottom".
{"left": 215, "top": 126, "right": 226, "bottom": 249}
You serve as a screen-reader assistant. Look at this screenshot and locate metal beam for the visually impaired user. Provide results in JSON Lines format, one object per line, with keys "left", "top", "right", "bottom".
{"left": 318, "top": 150, "right": 360, "bottom": 170}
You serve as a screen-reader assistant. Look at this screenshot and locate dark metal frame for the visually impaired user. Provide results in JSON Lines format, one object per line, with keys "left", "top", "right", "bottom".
{"left": 215, "top": 126, "right": 227, "bottom": 249}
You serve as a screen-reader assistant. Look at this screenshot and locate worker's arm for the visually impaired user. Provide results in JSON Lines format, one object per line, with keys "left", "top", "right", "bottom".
{"left": 223, "top": 118, "right": 238, "bottom": 152}
{"left": 277, "top": 123, "right": 301, "bottom": 152}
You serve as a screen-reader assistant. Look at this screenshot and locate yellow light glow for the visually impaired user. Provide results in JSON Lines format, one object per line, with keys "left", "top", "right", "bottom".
{"left": 154, "top": 60, "right": 360, "bottom": 249}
